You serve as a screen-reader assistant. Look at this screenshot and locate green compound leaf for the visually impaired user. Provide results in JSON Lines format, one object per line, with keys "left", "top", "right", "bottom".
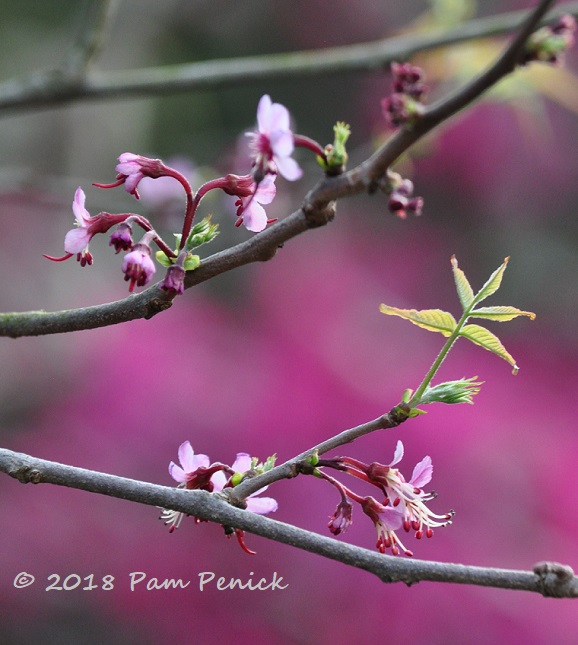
{"left": 379, "top": 305, "right": 457, "bottom": 337}
{"left": 451, "top": 255, "right": 474, "bottom": 310}
{"left": 472, "top": 256, "right": 509, "bottom": 305}
{"left": 460, "top": 323, "right": 519, "bottom": 374}
{"left": 469, "top": 306, "right": 536, "bottom": 322}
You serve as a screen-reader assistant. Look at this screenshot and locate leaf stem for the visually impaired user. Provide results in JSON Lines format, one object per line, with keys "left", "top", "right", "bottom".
{"left": 408, "top": 309, "right": 471, "bottom": 407}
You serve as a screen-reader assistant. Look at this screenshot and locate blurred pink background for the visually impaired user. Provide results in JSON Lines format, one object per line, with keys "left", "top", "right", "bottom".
{"left": 0, "top": 1, "right": 577, "bottom": 643}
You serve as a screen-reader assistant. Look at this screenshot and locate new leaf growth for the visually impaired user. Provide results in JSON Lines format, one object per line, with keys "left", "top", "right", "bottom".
{"left": 379, "top": 256, "right": 535, "bottom": 411}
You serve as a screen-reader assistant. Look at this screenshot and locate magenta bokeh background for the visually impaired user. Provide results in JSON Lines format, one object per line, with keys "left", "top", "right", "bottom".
{"left": 1, "top": 2, "right": 577, "bottom": 643}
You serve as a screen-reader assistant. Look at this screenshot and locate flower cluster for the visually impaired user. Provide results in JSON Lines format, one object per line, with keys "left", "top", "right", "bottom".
{"left": 45, "top": 94, "right": 316, "bottom": 293}
{"left": 387, "top": 171, "right": 423, "bottom": 219}
{"left": 159, "top": 441, "right": 278, "bottom": 554}
{"left": 321, "top": 441, "right": 453, "bottom": 556}
{"left": 522, "top": 14, "right": 576, "bottom": 66}
{"left": 382, "top": 62, "right": 428, "bottom": 128}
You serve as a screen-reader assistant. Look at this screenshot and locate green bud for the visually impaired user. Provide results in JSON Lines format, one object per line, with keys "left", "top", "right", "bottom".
{"left": 318, "top": 122, "right": 351, "bottom": 175}
{"left": 262, "top": 454, "right": 277, "bottom": 472}
{"left": 248, "top": 454, "right": 277, "bottom": 476}
{"left": 230, "top": 472, "right": 244, "bottom": 487}
{"left": 155, "top": 250, "right": 173, "bottom": 268}
{"left": 418, "top": 377, "right": 483, "bottom": 405}
{"left": 402, "top": 388, "right": 413, "bottom": 404}
{"left": 308, "top": 450, "right": 319, "bottom": 466}
{"left": 185, "top": 216, "right": 219, "bottom": 251}
{"left": 183, "top": 254, "right": 200, "bottom": 271}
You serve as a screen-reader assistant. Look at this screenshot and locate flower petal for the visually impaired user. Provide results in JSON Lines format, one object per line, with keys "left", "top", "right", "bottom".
{"left": 210, "top": 470, "right": 227, "bottom": 492}
{"left": 254, "top": 175, "right": 276, "bottom": 205}
{"left": 177, "top": 441, "right": 210, "bottom": 473}
{"left": 168, "top": 461, "right": 187, "bottom": 483}
{"left": 245, "top": 496, "right": 278, "bottom": 515}
{"left": 242, "top": 200, "right": 268, "bottom": 232}
{"left": 265, "top": 102, "right": 291, "bottom": 133}
{"left": 269, "top": 130, "right": 294, "bottom": 157}
{"left": 390, "top": 440, "right": 404, "bottom": 467}
{"left": 378, "top": 505, "right": 404, "bottom": 530}
{"left": 64, "top": 228, "right": 91, "bottom": 254}
{"left": 231, "top": 453, "right": 252, "bottom": 473}
{"left": 72, "top": 187, "right": 90, "bottom": 226}
{"left": 410, "top": 455, "right": 433, "bottom": 488}
{"left": 275, "top": 155, "right": 302, "bottom": 181}
{"left": 256, "top": 95, "right": 273, "bottom": 132}
{"left": 118, "top": 152, "right": 139, "bottom": 164}
{"left": 124, "top": 172, "right": 143, "bottom": 194}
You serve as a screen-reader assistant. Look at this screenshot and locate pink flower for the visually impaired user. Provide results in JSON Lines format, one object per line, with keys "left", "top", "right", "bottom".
{"left": 116, "top": 153, "right": 164, "bottom": 198}
{"left": 160, "top": 263, "right": 186, "bottom": 296}
{"left": 236, "top": 174, "right": 277, "bottom": 232}
{"left": 213, "top": 172, "right": 277, "bottom": 232}
{"left": 248, "top": 94, "right": 302, "bottom": 182}
{"left": 168, "top": 441, "right": 211, "bottom": 486}
{"left": 387, "top": 173, "right": 423, "bottom": 219}
{"left": 212, "top": 452, "right": 278, "bottom": 515}
{"left": 364, "top": 440, "right": 454, "bottom": 553}
{"left": 161, "top": 442, "right": 277, "bottom": 534}
{"left": 63, "top": 187, "right": 95, "bottom": 265}
{"left": 94, "top": 153, "right": 165, "bottom": 200}
{"left": 121, "top": 233, "right": 156, "bottom": 291}
{"left": 328, "top": 500, "right": 353, "bottom": 536}
{"left": 361, "top": 496, "right": 409, "bottom": 555}
{"left": 109, "top": 223, "right": 133, "bottom": 254}
{"left": 44, "top": 187, "right": 129, "bottom": 266}
{"left": 382, "top": 62, "right": 428, "bottom": 129}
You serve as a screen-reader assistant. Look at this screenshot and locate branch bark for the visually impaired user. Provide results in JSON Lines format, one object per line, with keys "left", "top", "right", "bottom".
{"left": 0, "top": 2, "right": 574, "bottom": 114}
{"left": 1, "top": 447, "right": 576, "bottom": 597}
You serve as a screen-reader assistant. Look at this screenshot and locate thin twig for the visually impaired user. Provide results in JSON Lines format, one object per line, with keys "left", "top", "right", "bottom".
{"left": 0, "top": 2, "right": 574, "bottom": 114}
{"left": 228, "top": 407, "right": 409, "bottom": 502}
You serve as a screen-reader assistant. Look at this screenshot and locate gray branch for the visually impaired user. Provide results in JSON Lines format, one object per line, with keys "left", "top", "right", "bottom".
{"left": 0, "top": 447, "right": 576, "bottom": 597}
{"left": 0, "top": 2, "right": 575, "bottom": 114}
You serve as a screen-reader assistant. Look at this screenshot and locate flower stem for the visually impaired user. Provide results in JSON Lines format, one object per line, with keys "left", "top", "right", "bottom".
{"left": 293, "top": 134, "right": 326, "bottom": 159}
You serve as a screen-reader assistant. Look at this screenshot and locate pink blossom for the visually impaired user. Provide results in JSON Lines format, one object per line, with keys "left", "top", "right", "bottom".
{"left": 210, "top": 452, "right": 278, "bottom": 515}
{"left": 62, "top": 187, "right": 94, "bottom": 265}
{"left": 160, "top": 263, "right": 186, "bottom": 296}
{"left": 116, "top": 153, "right": 164, "bottom": 198}
{"left": 388, "top": 176, "right": 423, "bottom": 219}
{"left": 121, "top": 236, "right": 156, "bottom": 292}
{"left": 248, "top": 94, "right": 302, "bottom": 181}
{"left": 361, "top": 496, "right": 409, "bottom": 555}
{"left": 214, "top": 172, "right": 277, "bottom": 232}
{"left": 94, "top": 153, "right": 165, "bottom": 200}
{"left": 44, "top": 187, "right": 129, "bottom": 267}
{"left": 236, "top": 174, "right": 277, "bottom": 232}
{"left": 168, "top": 441, "right": 210, "bottom": 484}
{"left": 109, "top": 223, "right": 133, "bottom": 254}
{"left": 328, "top": 500, "right": 353, "bottom": 535}
{"left": 160, "top": 443, "right": 277, "bottom": 534}
{"left": 364, "top": 440, "right": 453, "bottom": 552}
